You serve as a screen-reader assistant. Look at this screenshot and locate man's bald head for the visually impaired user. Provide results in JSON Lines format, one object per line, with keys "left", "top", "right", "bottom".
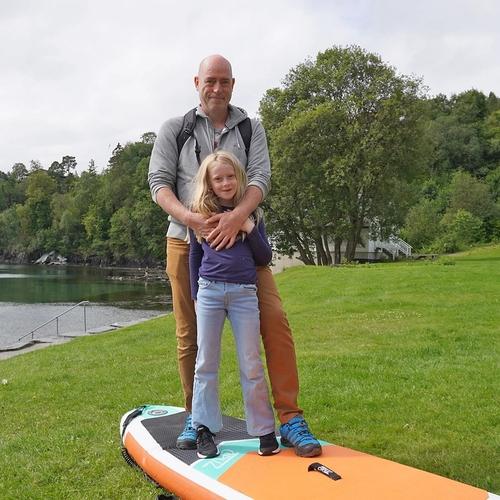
{"left": 198, "top": 55, "right": 233, "bottom": 79}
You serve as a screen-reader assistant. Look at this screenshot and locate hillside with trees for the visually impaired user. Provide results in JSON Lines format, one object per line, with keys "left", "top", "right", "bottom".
{"left": 0, "top": 46, "right": 499, "bottom": 266}
{"left": 0, "top": 135, "right": 166, "bottom": 266}
{"left": 260, "top": 46, "right": 500, "bottom": 263}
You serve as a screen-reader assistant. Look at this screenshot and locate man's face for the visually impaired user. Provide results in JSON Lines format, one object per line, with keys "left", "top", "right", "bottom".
{"left": 195, "top": 59, "right": 235, "bottom": 118}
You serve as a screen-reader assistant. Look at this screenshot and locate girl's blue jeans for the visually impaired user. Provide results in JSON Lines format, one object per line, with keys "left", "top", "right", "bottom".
{"left": 191, "top": 277, "right": 275, "bottom": 437}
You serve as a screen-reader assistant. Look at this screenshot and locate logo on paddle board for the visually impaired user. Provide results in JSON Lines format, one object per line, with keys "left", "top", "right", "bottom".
{"left": 146, "top": 409, "right": 169, "bottom": 416}
{"left": 197, "top": 449, "right": 237, "bottom": 470}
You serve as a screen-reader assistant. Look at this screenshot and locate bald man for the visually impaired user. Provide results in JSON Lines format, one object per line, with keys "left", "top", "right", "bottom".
{"left": 148, "top": 55, "right": 321, "bottom": 457}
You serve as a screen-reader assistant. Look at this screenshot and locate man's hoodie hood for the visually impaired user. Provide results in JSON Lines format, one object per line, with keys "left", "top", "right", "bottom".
{"left": 196, "top": 104, "right": 248, "bottom": 129}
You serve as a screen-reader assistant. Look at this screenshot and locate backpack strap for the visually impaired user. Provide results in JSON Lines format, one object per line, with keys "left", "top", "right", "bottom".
{"left": 237, "top": 116, "right": 252, "bottom": 157}
{"left": 176, "top": 108, "right": 201, "bottom": 164}
{"left": 176, "top": 108, "right": 196, "bottom": 155}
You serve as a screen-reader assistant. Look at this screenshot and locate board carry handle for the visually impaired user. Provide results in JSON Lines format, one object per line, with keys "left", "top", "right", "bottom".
{"left": 308, "top": 462, "right": 342, "bottom": 481}
{"left": 120, "top": 405, "right": 147, "bottom": 440}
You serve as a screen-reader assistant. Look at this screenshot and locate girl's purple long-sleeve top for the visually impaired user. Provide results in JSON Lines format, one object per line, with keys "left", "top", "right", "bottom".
{"left": 189, "top": 220, "right": 272, "bottom": 300}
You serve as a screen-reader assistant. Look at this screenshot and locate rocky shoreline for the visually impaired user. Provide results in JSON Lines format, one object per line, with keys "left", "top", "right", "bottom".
{"left": 0, "top": 251, "right": 167, "bottom": 282}
{"left": 105, "top": 266, "right": 166, "bottom": 282}
{"left": 0, "top": 250, "right": 163, "bottom": 270}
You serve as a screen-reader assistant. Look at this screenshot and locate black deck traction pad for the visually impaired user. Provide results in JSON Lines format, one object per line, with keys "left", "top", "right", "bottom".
{"left": 141, "top": 410, "right": 253, "bottom": 465}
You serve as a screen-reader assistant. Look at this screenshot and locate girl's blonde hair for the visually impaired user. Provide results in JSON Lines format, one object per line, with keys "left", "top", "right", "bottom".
{"left": 191, "top": 150, "right": 247, "bottom": 217}
{"left": 190, "top": 150, "right": 262, "bottom": 241}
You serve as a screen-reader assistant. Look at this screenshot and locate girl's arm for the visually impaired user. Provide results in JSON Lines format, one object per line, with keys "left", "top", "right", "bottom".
{"left": 188, "top": 229, "right": 203, "bottom": 300}
{"left": 245, "top": 219, "right": 272, "bottom": 266}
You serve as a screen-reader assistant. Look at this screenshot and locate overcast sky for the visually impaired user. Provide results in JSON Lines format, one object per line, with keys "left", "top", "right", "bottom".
{"left": 1, "top": 0, "right": 499, "bottom": 173}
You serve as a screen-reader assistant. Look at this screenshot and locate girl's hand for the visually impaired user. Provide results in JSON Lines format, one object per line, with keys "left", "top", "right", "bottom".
{"left": 241, "top": 218, "right": 255, "bottom": 234}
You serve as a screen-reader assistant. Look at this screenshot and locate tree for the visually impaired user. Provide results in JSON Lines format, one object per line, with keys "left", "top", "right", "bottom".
{"left": 109, "top": 207, "right": 136, "bottom": 261}
{"left": 50, "top": 192, "right": 84, "bottom": 256}
{"left": 265, "top": 103, "right": 347, "bottom": 264}
{"left": 87, "top": 159, "right": 97, "bottom": 174}
{"left": 446, "top": 170, "right": 498, "bottom": 240}
{"left": 141, "top": 132, "right": 157, "bottom": 145}
{"left": 427, "top": 90, "right": 492, "bottom": 178}
{"left": 29, "top": 160, "right": 43, "bottom": 172}
{"left": 0, "top": 206, "right": 22, "bottom": 256}
{"left": 400, "top": 198, "right": 443, "bottom": 250}
{"left": 447, "top": 170, "right": 495, "bottom": 219}
{"left": 11, "top": 163, "right": 28, "bottom": 181}
{"left": 25, "top": 170, "right": 57, "bottom": 233}
{"left": 431, "top": 209, "right": 485, "bottom": 253}
{"left": 48, "top": 156, "right": 77, "bottom": 192}
{"left": 129, "top": 157, "right": 167, "bottom": 263}
{"left": 82, "top": 203, "right": 110, "bottom": 259}
{"left": 82, "top": 139, "right": 157, "bottom": 263}
{"left": 60, "top": 155, "right": 77, "bottom": 174}
{"left": 260, "top": 45, "right": 427, "bottom": 263}
{"left": 8, "top": 169, "right": 59, "bottom": 256}
{"left": 484, "top": 109, "right": 500, "bottom": 166}
{"left": 486, "top": 92, "right": 500, "bottom": 115}
{"left": 485, "top": 166, "right": 500, "bottom": 202}
{"left": 0, "top": 169, "right": 26, "bottom": 211}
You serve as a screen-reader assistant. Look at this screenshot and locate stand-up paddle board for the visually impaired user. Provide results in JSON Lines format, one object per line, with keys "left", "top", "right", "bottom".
{"left": 120, "top": 405, "right": 498, "bottom": 500}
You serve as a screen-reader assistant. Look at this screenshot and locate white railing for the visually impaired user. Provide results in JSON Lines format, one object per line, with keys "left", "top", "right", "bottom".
{"left": 17, "top": 301, "right": 90, "bottom": 342}
{"left": 374, "top": 236, "right": 412, "bottom": 259}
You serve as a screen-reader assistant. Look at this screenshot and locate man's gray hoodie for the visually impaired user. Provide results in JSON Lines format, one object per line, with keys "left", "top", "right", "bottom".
{"left": 148, "top": 104, "right": 271, "bottom": 240}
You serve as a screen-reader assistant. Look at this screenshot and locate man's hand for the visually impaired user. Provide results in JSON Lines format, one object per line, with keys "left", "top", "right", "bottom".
{"left": 206, "top": 210, "right": 246, "bottom": 250}
{"left": 186, "top": 212, "right": 217, "bottom": 239}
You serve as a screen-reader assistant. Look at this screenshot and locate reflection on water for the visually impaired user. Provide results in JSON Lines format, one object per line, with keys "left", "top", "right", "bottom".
{"left": 0, "top": 264, "right": 172, "bottom": 346}
{"left": 0, "top": 264, "right": 171, "bottom": 309}
{"left": 0, "top": 274, "right": 33, "bottom": 278}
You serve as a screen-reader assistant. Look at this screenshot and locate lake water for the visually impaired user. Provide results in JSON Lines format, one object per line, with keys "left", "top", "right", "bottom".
{"left": 0, "top": 264, "right": 172, "bottom": 347}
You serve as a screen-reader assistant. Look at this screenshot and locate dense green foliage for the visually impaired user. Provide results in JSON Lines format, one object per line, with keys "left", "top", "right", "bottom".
{"left": 259, "top": 46, "right": 500, "bottom": 262}
{"left": 1, "top": 46, "right": 500, "bottom": 264}
{"left": 1, "top": 245, "right": 499, "bottom": 497}
{"left": 400, "top": 91, "right": 500, "bottom": 253}
{"left": 0, "top": 137, "right": 166, "bottom": 265}
{"left": 260, "top": 46, "right": 428, "bottom": 263}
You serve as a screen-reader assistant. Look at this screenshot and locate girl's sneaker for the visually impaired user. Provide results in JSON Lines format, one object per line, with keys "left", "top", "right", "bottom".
{"left": 196, "top": 425, "right": 219, "bottom": 459}
{"left": 258, "top": 431, "right": 280, "bottom": 456}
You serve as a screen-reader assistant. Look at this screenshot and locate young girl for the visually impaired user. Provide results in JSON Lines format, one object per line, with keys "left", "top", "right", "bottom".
{"left": 188, "top": 150, "right": 280, "bottom": 459}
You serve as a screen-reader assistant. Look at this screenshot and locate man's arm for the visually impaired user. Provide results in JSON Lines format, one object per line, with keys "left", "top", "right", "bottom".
{"left": 156, "top": 186, "right": 210, "bottom": 235}
{"left": 149, "top": 118, "right": 217, "bottom": 236}
{"left": 148, "top": 118, "right": 181, "bottom": 203}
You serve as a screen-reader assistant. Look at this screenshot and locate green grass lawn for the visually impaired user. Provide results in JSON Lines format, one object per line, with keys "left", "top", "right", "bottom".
{"left": 1, "top": 245, "right": 499, "bottom": 498}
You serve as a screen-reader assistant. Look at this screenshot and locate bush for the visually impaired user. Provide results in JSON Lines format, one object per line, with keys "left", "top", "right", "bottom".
{"left": 428, "top": 233, "right": 461, "bottom": 254}
{"left": 429, "top": 209, "right": 485, "bottom": 253}
{"left": 448, "top": 209, "right": 485, "bottom": 245}
{"left": 400, "top": 198, "right": 443, "bottom": 250}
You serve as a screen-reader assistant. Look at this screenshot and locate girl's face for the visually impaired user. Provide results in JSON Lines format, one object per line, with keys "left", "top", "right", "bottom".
{"left": 208, "top": 160, "right": 238, "bottom": 205}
